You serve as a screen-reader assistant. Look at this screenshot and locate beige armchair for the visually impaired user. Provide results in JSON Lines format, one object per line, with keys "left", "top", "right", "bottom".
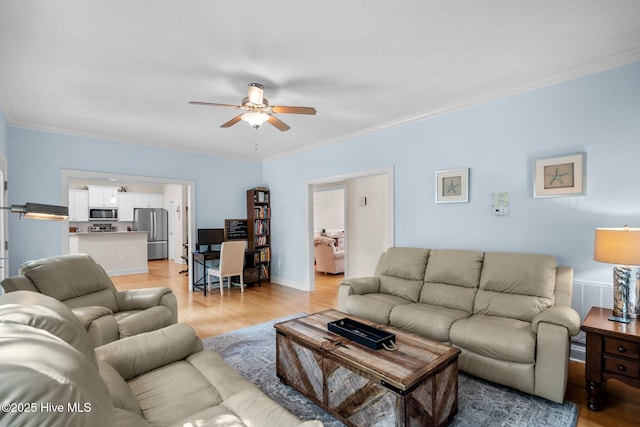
{"left": 314, "top": 236, "right": 344, "bottom": 274}
{"left": 0, "top": 291, "right": 322, "bottom": 427}
{"left": 1, "top": 253, "right": 177, "bottom": 347}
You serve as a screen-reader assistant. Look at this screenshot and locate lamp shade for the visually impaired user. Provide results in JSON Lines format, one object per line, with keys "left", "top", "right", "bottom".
{"left": 594, "top": 227, "right": 640, "bottom": 266}
{"left": 11, "top": 203, "right": 68, "bottom": 221}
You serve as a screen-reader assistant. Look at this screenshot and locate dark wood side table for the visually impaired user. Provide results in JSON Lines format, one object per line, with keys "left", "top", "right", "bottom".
{"left": 581, "top": 306, "right": 640, "bottom": 411}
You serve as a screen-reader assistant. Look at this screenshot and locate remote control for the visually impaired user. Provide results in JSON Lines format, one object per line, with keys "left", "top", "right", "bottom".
{"left": 608, "top": 315, "right": 631, "bottom": 324}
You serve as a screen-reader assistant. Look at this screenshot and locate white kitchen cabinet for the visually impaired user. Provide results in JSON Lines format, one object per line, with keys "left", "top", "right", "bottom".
{"left": 147, "top": 193, "right": 163, "bottom": 208}
{"left": 88, "top": 186, "right": 119, "bottom": 207}
{"left": 68, "top": 190, "right": 89, "bottom": 221}
{"left": 118, "top": 193, "right": 134, "bottom": 221}
{"left": 132, "top": 193, "right": 163, "bottom": 208}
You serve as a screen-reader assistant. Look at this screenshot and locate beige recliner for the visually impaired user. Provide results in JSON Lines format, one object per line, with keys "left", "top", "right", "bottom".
{"left": 0, "top": 291, "right": 322, "bottom": 427}
{"left": 314, "top": 236, "right": 344, "bottom": 274}
{"left": 1, "top": 253, "right": 178, "bottom": 347}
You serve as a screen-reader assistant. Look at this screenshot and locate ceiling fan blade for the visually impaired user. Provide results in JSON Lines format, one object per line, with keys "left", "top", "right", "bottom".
{"left": 220, "top": 114, "right": 243, "bottom": 128}
{"left": 189, "top": 101, "right": 243, "bottom": 109}
{"left": 267, "top": 115, "right": 291, "bottom": 131}
{"left": 271, "top": 106, "right": 317, "bottom": 115}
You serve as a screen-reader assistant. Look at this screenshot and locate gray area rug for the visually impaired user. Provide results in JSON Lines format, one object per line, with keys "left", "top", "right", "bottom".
{"left": 203, "top": 314, "right": 579, "bottom": 427}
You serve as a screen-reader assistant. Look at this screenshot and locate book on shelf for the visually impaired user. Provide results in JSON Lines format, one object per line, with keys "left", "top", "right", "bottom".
{"left": 254, "top": 206, "right": 270, "bottom": 219}
{"left": 254, "top": 235, "right": 268, "bottom": 246}
{"left": 254, "top": 220, "right": 269, "bottom": 235}
{"left": 259, "top": 264, "right": 269, "bottom": 279}
{"left": 254, "top": 190, "right": 269, "bottom": 203}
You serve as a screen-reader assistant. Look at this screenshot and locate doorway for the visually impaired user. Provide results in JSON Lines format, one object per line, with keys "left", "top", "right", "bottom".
{"left": 313, "top": 185, "right": 346, "bottom": 281}
{"left": 307, "top": 167, "right": 394, "bottom": 290}
{"left": 60, "top": 169, "right": 195, "bottom": 285}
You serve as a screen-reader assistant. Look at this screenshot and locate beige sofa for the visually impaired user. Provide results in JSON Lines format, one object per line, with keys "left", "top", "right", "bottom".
{"left": 0, "top": 291, "right": 322, "bottom": 427}
{"left": 338, "top": 247, "right": 581, "bottom": 403}
{"left": 1, "top": 253, "right": 178, "bottom": 347}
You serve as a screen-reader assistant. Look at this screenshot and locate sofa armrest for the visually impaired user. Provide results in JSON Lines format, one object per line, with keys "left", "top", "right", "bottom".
{"left": 340, "top": 277, "right": 380, "bottom": 295}
{"left": 116, "top": 287, "right": 178, "bottom": 322}
{"left": 338, "top": 277, "right": 380, "bottom": 313}
{"left": 531, "top": 305, "right": 581, "bottom": 336}
{"left": 95, "top": 323, "right": 203, "bottom": 380}
{"left": 71, "top": 306, "right": 113, "bottom": 329}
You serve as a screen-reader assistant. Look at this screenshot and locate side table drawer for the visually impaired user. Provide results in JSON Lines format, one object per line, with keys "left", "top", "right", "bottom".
{"left": 604, "top": 337, "right": 640, "bottom": 360}
{"left": 604, "top": 355, "right": 640, "bottom": 379}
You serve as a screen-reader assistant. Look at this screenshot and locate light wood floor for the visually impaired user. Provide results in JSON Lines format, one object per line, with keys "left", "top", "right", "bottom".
{"left": 112, "top": 260, "right": 640, "bottom": 427}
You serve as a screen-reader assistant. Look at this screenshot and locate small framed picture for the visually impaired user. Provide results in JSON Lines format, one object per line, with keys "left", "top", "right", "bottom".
{"left": 436, "top": 168, "right": 469, "bottom": 203}
{"left": 533, "top": 153, "right": 585, "bottom": 198}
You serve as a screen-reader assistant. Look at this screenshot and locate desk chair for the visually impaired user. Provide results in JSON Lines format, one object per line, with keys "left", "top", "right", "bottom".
{"left": 207, "top": 241, "right": 245, "bottom": 296}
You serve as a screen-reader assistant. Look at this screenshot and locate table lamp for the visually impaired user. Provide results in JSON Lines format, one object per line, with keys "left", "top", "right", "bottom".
{"left": 594, "top": 226, "right": 640, "bottom": 320}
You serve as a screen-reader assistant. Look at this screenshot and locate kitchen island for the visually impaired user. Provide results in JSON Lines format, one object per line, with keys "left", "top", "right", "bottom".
{"left": 69, "top": 231, "right": 148, "bottom": 275}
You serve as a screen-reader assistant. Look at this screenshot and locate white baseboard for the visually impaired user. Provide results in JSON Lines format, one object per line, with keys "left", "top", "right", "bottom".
{"left": 270, "top": 275, "right": 312, "bottom": 292}
{"left": 106, "top": 267, "right": 149, "bottom": 276}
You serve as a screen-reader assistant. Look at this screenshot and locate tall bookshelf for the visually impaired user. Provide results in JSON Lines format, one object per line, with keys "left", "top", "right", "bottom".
{"left": 247, "top": 188, "right": 271, "bottom": 281}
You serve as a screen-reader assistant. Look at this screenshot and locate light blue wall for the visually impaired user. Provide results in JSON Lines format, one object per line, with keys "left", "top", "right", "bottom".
{"left": 6, "top": 127, "right": 261, "bottom": 275}
{"left": 0, "top": 109, "right": 7, "bottom": 156}
{"left": 264, "top": 61, "right": 640, "bottom": 288}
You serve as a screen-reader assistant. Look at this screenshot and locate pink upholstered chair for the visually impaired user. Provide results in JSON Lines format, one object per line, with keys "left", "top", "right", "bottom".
{"left": 314, "top": 236, "right": 345, "bottom": 274}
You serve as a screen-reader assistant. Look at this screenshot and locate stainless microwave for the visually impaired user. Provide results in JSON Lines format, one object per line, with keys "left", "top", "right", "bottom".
{"left": 89, "top": 208, "right": 118, "bottom": 221}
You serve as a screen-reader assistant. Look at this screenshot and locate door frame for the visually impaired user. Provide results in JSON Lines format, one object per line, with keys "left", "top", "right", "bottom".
{"left": 60, "top": 169, "right": 195, "bottom": 285}
{"left": 0, "top": 152, "right": 7, "bottom": 280}
{"left": 306, "top": 166, "right": 394, "bottom": 290}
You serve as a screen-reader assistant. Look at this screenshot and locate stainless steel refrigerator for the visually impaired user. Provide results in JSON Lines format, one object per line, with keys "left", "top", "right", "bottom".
{"left": 133, "top": 208, "right": 168, "bottom": 260}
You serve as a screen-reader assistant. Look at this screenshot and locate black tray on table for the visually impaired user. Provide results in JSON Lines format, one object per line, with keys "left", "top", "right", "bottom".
{"left": 327, "top": 318, "right": 396, "bottom": 350}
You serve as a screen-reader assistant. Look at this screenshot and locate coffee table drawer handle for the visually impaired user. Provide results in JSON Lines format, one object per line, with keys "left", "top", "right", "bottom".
{"left": 617, "top": 345, "right": 626, "bottom": 353}
{"left": 618, "top": 364, "right": 626, "bottom": 372}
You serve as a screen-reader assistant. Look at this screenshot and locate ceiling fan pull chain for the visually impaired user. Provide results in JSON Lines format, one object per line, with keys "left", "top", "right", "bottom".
{"left": 254, "top": 127, "right": 259, "bottom": 152}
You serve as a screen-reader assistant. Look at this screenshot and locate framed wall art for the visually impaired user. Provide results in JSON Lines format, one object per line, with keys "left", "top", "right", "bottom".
{"left": 533, "top": 153, "right": 585, "bottom": 198}
{"left": 436, "top": 168, "right": 469, "bottom": 203}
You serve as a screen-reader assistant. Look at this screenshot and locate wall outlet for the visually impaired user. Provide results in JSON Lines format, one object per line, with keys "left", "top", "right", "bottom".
{"left": 494, "top": 207, "right": 509, "bottom": 216}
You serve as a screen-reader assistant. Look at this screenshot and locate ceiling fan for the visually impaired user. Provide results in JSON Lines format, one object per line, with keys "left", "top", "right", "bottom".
{"left": 189, "top": 83, "right": 316, "bottom": 131}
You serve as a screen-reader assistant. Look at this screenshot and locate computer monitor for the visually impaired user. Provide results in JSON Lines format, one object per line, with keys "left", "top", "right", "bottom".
{"left": 197, "top": 228, "right": 225, "bottom": 252}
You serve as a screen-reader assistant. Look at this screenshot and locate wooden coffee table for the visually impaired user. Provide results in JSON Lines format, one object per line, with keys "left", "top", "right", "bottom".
{"left": 274, "top": 309, "right": 460, "bottom": 427}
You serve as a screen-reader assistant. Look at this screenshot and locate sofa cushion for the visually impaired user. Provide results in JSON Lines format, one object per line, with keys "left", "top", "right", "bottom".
{"left": 127, "top": 359, "right": 223, "bottom": 424}
{"left": 98, "top": 361, "right": 143, "bottom": 415}
{"left": 376, "top": 247, "right": 430, "bottom": 281}
{"left": 0, "top": 324, "right": 115, "bottom": 426}
{"left": 419, "top": 250, "right": 483, "bottom": 313}
{"left": 345, "top": 293, "right": 412, "bottom": 325}
{"left": 390, "top": 303, "right": 470, "bottom": 342}
{"left": 63, "top": 289, "right": 120, "bottom": 313}
{"left": 450, "top": 314, "right": 536, "bottom": 364}
{"left": 19, "top": 254, "right": 119, "bottom": 310}
{"left": 0, "top": 291, "right": 97, "bottom": 366}
{"left": 474, "top": 252, "right": 557, "bottom": 322}
{"left": 377, "top": 247, "right": 430, "bottom": 302}
{"left": 424, "top": 249, "right": 484, "bottom": 289}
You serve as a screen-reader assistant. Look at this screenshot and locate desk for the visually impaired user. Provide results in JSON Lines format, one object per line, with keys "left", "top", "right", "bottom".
{"left": 192, "top": 251, "right": 220, "bottom": 296}
{"left": 581, "top": 306, "right": 640, "bottom": 411}
{"left": 192, "top": 250, "right": 262, "bottom": 296}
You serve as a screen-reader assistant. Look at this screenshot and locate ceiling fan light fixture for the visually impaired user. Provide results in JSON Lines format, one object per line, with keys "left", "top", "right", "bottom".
{"left": 241, "top": 111, "right": 270, "bottom": 128}
{"left": 247, "top": 83, "right": 264, "bottom": 105}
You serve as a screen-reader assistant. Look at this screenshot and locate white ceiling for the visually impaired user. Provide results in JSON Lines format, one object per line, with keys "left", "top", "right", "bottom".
{"left": 1, "top": 1, "right": 639, "bottom": 162}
